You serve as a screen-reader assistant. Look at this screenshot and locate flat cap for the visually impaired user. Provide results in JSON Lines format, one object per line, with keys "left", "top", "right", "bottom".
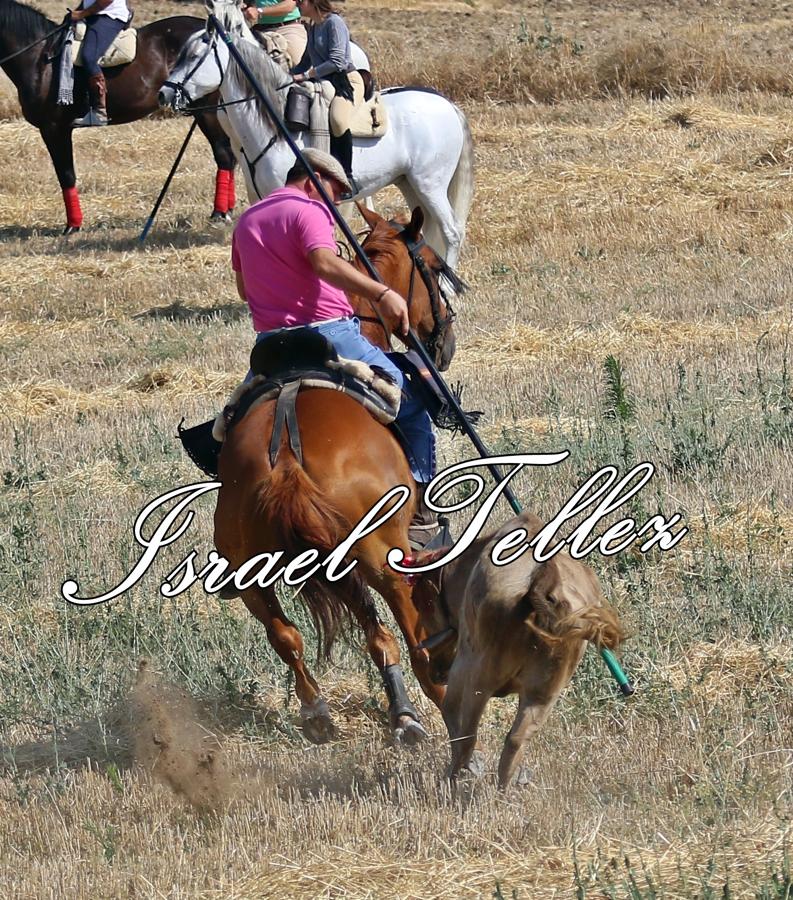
{"left": 297, "top": 148, "right": 351, "bottom": 193}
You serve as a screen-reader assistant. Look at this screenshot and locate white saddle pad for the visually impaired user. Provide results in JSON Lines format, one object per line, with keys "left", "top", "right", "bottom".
{"left": 349, "top": 93, "right": 388, "bottom": 140}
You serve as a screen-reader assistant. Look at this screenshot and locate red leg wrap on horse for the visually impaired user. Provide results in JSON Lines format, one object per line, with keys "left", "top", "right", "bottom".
{"left": 63, "top": 187, "right": 83, "bottom": 229}
{"left": 213, "top": 169, "right": 231, "bottom": 214}
{"left": 228, "top": 171, "right": 236, "bottom": 211}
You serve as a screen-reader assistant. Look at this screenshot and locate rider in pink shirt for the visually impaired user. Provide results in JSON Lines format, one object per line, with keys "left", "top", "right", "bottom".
{"left": 231, "top": 149, "right": 440, "bottom": 549}
{"left": 231, "top": 185, "right": 354, "bottom": 332}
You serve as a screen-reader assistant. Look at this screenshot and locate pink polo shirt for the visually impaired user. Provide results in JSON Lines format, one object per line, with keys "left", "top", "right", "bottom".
{"left": 231, "top": 186, "right": 353, "bottom": 332}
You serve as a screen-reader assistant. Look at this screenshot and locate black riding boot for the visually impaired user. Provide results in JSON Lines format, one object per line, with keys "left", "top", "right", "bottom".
{"left": 330, "top": 130, "right": 359, "bottom": 198}
{"left": 409, "top": 484, "right": 452, "bottom": 552}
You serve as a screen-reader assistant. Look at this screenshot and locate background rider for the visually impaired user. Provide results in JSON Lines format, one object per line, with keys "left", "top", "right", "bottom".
{"left": 243, "top": 0, "right": 307, "bottom": 68}
{"left": 69, "top": 0, "right": 131, "bottom": 127}
{"left": 291, "top": 0, "right": 364, "bottom": 197}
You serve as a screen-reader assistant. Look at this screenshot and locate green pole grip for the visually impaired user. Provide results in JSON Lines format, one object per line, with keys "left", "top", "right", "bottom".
{"left": 600, "top": 647, "right": 634, "bottom": 696}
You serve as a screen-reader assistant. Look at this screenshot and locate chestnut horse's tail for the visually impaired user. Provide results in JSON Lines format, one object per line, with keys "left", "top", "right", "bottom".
{"left": 255, "top": 453, "right": 351, "bottom": 656}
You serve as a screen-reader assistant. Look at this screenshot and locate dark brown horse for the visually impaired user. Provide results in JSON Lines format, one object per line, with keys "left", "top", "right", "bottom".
{"left": 213, "top": 205, "right": 459, "bottom": 743}
{"left": 0, "top": 0, "right": 237, "bottom": 233}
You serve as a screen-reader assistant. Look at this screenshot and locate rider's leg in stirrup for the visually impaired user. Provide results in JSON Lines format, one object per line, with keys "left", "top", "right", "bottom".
{"left": 311, "top": 319, "right": 443, "bottom": 548}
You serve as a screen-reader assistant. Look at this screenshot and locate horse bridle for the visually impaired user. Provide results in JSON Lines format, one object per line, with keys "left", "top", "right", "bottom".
{"left": 162, "top": 28, "right": 226, "bottom": 109}
{"left": 359, "top": 223, "right": 457, "bottom": 365}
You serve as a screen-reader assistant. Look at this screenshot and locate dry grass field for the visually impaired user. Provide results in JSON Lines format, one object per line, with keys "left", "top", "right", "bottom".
{"left": 1, "top": 0, "right": 792, "bottom": 896}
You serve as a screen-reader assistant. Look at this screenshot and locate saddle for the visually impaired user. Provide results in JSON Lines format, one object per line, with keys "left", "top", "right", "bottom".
{"left": 287, "top": 82, "right": 388, "bottom": 144}
{"left": 72, "top": 21, "right": 137, "bottom": 67}
{"left": 178, "top": 328, "right": 402, "bottom": 478}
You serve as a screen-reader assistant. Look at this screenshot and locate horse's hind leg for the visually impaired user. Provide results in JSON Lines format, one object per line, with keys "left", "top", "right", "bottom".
{"left": 240, "top": 585, "right": 336, "bottom": 743}
{"left": 397, "top": 176, "right": 462, "bottom": 269}
{"left": 337, "top": 577, "right": 429, "bottom": 744}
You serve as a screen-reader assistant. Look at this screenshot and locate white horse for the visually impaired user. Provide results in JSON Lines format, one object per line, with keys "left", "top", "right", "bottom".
{"left": 159, "top": 0, "right": 473, "bottom": 266}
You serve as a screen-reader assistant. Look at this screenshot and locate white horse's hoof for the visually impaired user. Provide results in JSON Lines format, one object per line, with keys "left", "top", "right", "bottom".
{"left": 464, "top": 749, "right": 487, "bottom": 779}
{"left": 209, "top": 210, "right": 233, "bottom": 225}
{"left": 515, "top": 765, "right": 533, "bottom": 786}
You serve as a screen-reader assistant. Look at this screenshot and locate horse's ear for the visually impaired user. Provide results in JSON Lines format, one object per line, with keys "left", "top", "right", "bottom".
{"left": 356, "top": 202, "right": 382, "bottom": 230}
{"left": 406, "top": 206, "right": 425, "bottom": 240}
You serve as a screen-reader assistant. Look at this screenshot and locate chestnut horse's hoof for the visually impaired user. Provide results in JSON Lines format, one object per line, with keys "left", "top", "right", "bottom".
{"left": 209, "top": 210, "right": 233, "bottom": 225}
{"left": 300, "top": 699, "right": 336, "bottom": 744}
{"left": 62, "top": 225, "right": 80, "bottom": 236}
{"left": 393, "top": 715, "right": 428, "bottom": 746}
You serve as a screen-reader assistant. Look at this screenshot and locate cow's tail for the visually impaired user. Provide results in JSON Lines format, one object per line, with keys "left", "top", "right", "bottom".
{"left": 525, "top": 594, "right": 626, "bottom": 654}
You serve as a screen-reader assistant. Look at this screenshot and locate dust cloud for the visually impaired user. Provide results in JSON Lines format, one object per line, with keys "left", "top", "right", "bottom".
{"left": 123, "top": 658, "right": 232, "bottom": 812}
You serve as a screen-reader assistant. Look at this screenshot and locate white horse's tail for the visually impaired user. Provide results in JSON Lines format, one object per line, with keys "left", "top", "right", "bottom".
{"left": 448, "top": 105, "right": 474, "bottom": 251}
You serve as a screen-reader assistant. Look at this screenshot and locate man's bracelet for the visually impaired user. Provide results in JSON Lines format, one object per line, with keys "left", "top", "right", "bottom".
{"left": 374, "top": 287, "right": 390, "bottom": 303}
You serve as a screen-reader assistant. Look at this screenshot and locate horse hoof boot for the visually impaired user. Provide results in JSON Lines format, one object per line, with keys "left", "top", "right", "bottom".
{"left": 62, "top": 225, "right": 80, "bottom": 236}
{"left": 393, "top": 714, "right": 428, "bottom": 746}
{"left": 300, "top": 698, "right": 335, "bottom": 744}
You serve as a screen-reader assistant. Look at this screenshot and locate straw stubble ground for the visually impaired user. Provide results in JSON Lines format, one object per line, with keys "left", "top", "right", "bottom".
{"left": 0, "top": 0, "right": 791, "bottom": 897}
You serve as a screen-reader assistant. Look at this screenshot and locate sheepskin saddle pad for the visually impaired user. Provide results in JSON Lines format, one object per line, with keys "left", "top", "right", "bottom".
{"left": 178, "top": 328, "right": 402, "bottom": 477}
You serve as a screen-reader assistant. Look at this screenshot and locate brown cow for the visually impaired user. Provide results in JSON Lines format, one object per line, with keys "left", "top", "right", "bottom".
{"left": 407, "top": 511, "right": 626, "bottom": 790}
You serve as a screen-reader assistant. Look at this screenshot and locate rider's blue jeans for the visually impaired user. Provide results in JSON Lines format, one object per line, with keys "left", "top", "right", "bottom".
{"left": 248, "top": 317, "right": 436, "bottom": 484}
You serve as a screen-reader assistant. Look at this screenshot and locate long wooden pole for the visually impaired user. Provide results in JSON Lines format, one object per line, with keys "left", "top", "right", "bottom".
{"left": 139, "top": 118, "right": 199, "bottom": 243}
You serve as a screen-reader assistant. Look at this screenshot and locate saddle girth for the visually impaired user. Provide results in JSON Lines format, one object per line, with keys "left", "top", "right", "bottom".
{"left": 269, "top": 379, "right": 303, "bottom": 467}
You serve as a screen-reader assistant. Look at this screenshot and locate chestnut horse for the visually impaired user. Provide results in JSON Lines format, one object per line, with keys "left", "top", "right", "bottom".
{"left": 213, "top": 204, "right": 460, "bottom": 743}
{"left": 0, "top": 0, "right": 236, "bottom": 233}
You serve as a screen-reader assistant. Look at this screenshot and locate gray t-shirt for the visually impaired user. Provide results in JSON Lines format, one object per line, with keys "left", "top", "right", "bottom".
{"left": 293, "top": 14, "right": 354, "bottom": 79}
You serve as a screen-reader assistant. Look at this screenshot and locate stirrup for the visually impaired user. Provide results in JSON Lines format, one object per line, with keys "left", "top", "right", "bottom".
{"left": 408, "top": 515, "right": 452, "bottom": 552}
{"left": 71, "top": 109, "right": 108, "bottom": 128}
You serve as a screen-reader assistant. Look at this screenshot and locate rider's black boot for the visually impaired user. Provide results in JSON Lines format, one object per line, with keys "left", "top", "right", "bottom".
{"left": 409, "top": 484, "right": 452, "bottom": 551}
{"left": 330, "top": 130, "right": 359, "bottom": 198}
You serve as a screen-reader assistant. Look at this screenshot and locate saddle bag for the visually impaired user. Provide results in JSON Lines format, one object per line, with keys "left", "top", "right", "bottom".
{"left": 285, "top": 85, "right": 311, "bottom": 131}
{"left": 349, "top": 93, "right": 388, "bottom": 139}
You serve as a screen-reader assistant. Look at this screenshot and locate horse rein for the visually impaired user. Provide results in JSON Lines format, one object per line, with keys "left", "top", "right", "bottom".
{"left": 162, "top": 29, "right": 227, "bottom": 109}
